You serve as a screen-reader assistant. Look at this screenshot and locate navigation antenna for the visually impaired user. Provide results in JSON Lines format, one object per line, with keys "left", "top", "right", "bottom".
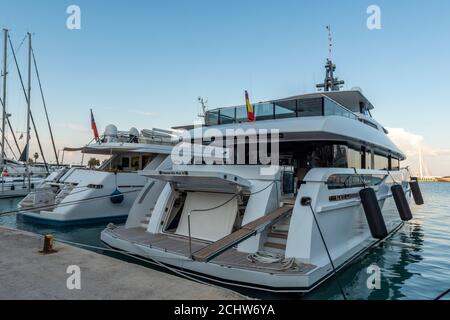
{"left": 316, "top": 26, "right": 345, "bottom": 92}
{"left": 197, "top": 96, "right": 208, "bottom": 119}
{"left": 327, "top": 25, "right": 332, "bottom": 61}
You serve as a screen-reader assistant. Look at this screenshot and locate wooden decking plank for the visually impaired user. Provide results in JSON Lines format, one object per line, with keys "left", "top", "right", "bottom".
{"left": 192, "top": 205, "right": 293, "bottom": 262}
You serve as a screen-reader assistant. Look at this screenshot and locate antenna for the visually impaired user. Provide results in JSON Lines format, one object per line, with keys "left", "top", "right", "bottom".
{"left": 316, "top": 26, "right": 345, "bottom": 92}
{"left": 327, "top": 25, "right": 332, "bottom": 61}
{"left": 197, "top": 96, "right": 208, "bottom": 118}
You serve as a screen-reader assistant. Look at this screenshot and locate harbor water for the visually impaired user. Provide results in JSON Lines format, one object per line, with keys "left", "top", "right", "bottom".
{"left": 0, "top": 182, "right": 449, "bottom": 300}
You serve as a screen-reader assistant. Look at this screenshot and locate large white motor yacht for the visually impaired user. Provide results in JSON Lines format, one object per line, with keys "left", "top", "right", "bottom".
{"left": 101, "top": 61, "right": 420, "bottom": 292}
{"left": 18, "top": 125, "right": 176, "bottom": 225}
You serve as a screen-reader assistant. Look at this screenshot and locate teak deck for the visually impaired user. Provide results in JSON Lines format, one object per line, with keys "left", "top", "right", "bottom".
{"left": 108, "top": 226, "right": 315, "bottom": 275}
{"left": 105, "top": 205, "right": 318, "bottom": 276}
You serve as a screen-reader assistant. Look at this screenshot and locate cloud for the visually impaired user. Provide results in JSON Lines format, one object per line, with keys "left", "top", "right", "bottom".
{"left": 387, "top": 127, "right": 450, "bottom": 176}
{"left": 387, "top": 128, "right": 450, "bottom": 157}
{"left": 64, "top": 123, "right": 90, "bottom": 133}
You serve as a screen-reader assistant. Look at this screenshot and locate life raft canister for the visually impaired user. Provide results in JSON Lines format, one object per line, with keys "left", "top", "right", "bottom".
{"left": 359, "top": 187, "right": 388, "bottom": 239}
{"left": 391, "top": 184, "right": 413, "bottom": 221}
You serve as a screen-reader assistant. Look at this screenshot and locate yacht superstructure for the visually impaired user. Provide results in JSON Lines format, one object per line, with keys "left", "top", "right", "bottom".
{"left": 18, "top": 126, "right": 176, "bottom": 225}
{"left": 101, "top": 60, "right": 418, "bottom": 292}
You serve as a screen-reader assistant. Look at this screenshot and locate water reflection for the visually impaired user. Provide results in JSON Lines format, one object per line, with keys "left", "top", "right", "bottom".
{"left": 0, "top": 183, "right": 448, "bottom": 300}
{"left": 367, "top": 221, "right": 425, "bottom": 300}
{"left": 304, "top": 210, "right": 427, "bottom": 300}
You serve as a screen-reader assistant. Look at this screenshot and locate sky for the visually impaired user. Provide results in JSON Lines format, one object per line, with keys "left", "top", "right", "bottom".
{"left": 0, "top": 0, "right": 449, "bottom": 175}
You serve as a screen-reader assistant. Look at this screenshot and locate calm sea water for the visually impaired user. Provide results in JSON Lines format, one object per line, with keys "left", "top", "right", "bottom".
{"left": 0, "top": 182, "right": 449, "bottom": 300}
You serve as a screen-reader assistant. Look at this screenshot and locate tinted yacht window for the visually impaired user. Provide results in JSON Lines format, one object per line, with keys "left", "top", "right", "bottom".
{"left": 274, "top": 100, "right": 296, "bottom": 119}
{"left": 219, "top": 108, "right": 235, "bottom": 124}
{"left": 205, "top": 110, "right": 219, "bottom": 126}
{"left": 255, "top": 103, "right": 274, "bottom": 120}
{"left": 374, "top": 154, "right": 389, "bottom": 170}
{"left": 297, "top": 98, "right": 323, "bottom": 117}
{"left": 236, "top": 106, "right": 248, "bottom": 123}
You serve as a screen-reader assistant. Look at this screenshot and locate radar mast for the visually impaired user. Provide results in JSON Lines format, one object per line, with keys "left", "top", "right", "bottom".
{"left": 316, "top": 26, "right": 345, "bottom": 92}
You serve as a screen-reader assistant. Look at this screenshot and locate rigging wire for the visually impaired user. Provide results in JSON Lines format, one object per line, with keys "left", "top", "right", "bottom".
{"left": 0, "top": 34, "right": 22, "bottom": 157}
{"left": 8, "top": 34, "right": 49, "bottom": 172}
{"left": 0, "top": 98, "right": 18, "bottom": 159}
{"left": 31, "top": 47, "right": 59, "bottom": 166}
{"left": 5, "top": 34, "right": 27, "bottom": 70}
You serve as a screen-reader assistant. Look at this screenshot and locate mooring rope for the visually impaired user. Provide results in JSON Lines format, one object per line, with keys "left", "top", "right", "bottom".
{"left": 434, "top": 288, "right": 450, "bottom": 300}
{"left": 52, "top": 236, "right": 250, "bottom": 297}
{"left": 305, "top": 200, "right": 347, "bottom": 300}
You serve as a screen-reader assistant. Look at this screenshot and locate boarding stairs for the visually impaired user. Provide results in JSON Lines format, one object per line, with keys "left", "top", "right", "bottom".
{"left": 192, "top": 205, "right": 293, "bottom": 262}
{"left": 139, "top": 209, "right": 154, "bottom": 228}
{"left": 263, "top": 217, "right": 291, "bottom": 255}
{"left": 140, "top": 195, "right": 185, "bottom": 229}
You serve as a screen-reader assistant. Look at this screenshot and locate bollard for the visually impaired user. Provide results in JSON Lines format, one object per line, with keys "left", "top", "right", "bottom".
{"left": 40, "top": 234, "right": 57, "bottom": 254}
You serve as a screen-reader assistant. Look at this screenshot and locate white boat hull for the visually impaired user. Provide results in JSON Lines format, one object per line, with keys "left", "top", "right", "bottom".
{"left": 101, "top": 168, "right": 411, "bottom": 292}
{"left": 0, "top": 177, "right": 44, "bottom": 199}
{"left": 18, "top": 168, "right": 147, "bottom": 226}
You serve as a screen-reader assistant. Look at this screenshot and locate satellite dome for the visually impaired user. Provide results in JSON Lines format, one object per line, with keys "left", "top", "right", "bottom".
{"left": 104, "top": 124, "right": 118, "bottom": 142}
{"left": 129, "top": 127, "right": 139, "bottom": 137}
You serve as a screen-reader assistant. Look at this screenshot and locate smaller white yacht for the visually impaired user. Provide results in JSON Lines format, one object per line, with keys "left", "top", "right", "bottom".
{"left": 0, "top": 175, "right": 45, "bottom": 199}
{"left": 0, "top": 159, "right": 49, "bottom": 199}
{"left": 1, "top": 159, "right": 49, "bottom": 177}
{"left": 18, "top": 125, "right": 176, "bottom": 226}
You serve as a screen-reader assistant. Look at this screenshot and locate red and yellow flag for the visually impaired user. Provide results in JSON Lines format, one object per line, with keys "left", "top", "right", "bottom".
{"left": 90, "top": 109, "right": 100, "bottom": 141}
{"left": 245, "top": 90, "right": 254, "bottom": 122}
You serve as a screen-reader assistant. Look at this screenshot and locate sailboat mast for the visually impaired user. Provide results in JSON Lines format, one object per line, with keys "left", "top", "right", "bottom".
{"left": 25, "top": 32, "right": 32, "bottom": 189}
{"left": 1, "top": 29, "right": 8, "bottom": 166}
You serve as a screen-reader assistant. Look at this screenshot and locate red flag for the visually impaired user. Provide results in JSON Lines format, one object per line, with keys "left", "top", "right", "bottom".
{"left": 90, "top": 109, "right": 99, "bottom": 141}
{"left": 245, "top": 90, "right": 255, "bottom": 122}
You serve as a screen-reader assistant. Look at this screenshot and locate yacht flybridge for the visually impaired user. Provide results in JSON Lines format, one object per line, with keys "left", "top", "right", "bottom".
{"left": 101, "top": 60, "right": 422, "bottom": 292}
{"left": 18, "top": 126, "right": 176, "bottom": 225}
